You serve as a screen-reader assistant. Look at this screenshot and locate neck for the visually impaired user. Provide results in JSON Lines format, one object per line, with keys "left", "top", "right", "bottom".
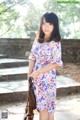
{"left": 44, "top": 35, "right": 50, "bottom": 42}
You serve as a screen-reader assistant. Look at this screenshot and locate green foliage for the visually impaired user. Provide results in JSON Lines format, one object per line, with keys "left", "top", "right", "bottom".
{"left": 24, "top": 3, "right": 40, "bottom": 31}
{"left": 0, "top": 0, "right": 28, "bottom": 37}
{"left": 0, "top": 0, "right": 80, "bottom": 39}
{"left": 23, "top": 2, "right": 44, "bottom": 40}
{"left": 72, "top": 31, "right": 80, "bottom": 39}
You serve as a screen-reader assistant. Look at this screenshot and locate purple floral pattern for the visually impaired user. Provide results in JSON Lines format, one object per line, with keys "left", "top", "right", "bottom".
{"left": 28, "top": 40, "right": 63, "bottom": 113}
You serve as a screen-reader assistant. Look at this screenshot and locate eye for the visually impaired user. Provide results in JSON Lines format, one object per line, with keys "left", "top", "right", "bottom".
{"left": 49, "top": 23, "right": 53, "bottom": 25}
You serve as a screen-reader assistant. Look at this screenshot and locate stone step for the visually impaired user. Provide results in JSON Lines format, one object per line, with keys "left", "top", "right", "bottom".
{"left": 0, "top": 58, "right": 29, "bottom": 68}
{"left": 0, "top": 76, "right": 80, "bottom": 103}
{"left": 0, "top": 66, "right": 28, "bottom": 81}
{"left": 0, "top": 54, "right": 8, "bottom": 58}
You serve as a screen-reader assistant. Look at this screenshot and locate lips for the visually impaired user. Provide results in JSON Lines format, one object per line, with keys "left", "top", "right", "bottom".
{"left": 45, "top": 30, "right": 50, "bottom": 32}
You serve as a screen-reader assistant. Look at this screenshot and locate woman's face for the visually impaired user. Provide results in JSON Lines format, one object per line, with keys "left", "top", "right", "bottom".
{"left": 42, "top": 18, "right": 54, "bottom": 37}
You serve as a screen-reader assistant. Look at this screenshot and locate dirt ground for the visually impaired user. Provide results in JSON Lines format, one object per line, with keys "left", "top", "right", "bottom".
{"left": 57, "top": 63, "right": 80, "bottom": 82}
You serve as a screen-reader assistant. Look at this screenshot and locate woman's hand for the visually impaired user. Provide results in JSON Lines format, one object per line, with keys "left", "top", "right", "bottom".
{"left": 29, "top": 71, "right": 40, "bottom": 81}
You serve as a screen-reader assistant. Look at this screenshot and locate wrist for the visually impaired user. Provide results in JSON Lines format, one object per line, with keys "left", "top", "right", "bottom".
{"left": 37, "top": 70, "right": 41, "bottom": 75}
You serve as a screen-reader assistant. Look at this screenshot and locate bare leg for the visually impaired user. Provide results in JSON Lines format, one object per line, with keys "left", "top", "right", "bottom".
{"left": 39, "top": 110, "right": 49, "bottom": 120}
{"left": 48, "top": 113, "right": 54, "bottom": 120}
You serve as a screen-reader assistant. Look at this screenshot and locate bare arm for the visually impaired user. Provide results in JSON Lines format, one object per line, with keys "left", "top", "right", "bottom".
{"left": 37, "top": 62, "right": 60, "bottom": 74}
{"left": 30, "top": 62, "right": 62, "bottom": 80}
{"left": 28, "top": 59, "right": 35, "bottom": 77}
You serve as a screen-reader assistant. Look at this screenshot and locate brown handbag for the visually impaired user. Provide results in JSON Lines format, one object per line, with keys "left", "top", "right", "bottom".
{"left": 24, "top": 77, "right": 36, "bottom": 120}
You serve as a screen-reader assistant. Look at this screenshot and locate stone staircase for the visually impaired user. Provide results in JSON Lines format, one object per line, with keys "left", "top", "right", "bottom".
{"left": 0, "top": 54, "right": 80, "bottom": 103}
{"left": 0, "top": 54, "right": 29, "bottom": 103}
{"left": 0, "top": 58, "right": 28, "bottom": 68}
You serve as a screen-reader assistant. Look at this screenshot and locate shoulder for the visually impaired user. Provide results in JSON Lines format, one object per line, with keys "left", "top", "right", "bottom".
{"left": 52, "top": 40, "right": 61, "bottom": 46}
{"left": 50, "top": 40, "right": 61, "bottom": 50}
{"left": 55, "top": 41, "right": 61, "bottom": 46}
{"left": 34, "top": 39, "right": 38, "bottom": 43}
{"left": 32, "top": 39, "right": 39, "bottom": 48}
{"left": 32, "top": 39, "right": 38, "bottom": 44}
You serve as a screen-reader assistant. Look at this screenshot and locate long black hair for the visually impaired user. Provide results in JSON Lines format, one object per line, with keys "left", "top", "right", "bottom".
{"left": 37, "top": 12, "right": 61, "bottom": 43}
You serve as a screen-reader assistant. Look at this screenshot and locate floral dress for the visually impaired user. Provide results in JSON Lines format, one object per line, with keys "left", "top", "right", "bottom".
{"left": 28, "top": 39, "right": 63, "bottom": 114}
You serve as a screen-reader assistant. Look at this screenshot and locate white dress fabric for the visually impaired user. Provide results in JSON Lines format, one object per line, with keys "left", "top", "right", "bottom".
{"left": 28, "top": 39, "right": 63, "bottom": 113}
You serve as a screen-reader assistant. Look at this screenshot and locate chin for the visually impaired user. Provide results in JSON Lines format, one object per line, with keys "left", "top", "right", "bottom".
{"left": 44, "top": 32, "right": 50, "bottom": 35}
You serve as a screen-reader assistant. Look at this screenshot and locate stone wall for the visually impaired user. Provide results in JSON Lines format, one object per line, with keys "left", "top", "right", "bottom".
{"left": 0, "top": 38, "right": 31, "bottom": 59}
{"left": 0, "top": 38, "right": 80, "bottom": 63}
{"left": 62, "top": 39, "right": 80, "bottom": 63}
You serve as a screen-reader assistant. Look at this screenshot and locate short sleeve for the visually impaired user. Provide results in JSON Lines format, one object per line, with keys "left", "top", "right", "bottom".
{"left": 28, "top": 40, "right": 36, "bottom": 61}
{"left": 51, "top": 41, "right": 63, "bottom": 66}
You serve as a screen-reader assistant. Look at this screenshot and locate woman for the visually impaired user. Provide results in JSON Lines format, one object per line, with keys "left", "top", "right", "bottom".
{"left": 28, "top": 12, "right": 63, "bottom": 120}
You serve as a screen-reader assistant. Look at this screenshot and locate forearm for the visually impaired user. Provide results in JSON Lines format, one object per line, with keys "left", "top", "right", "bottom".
{"left": 28, "top": 59, "right": 35, "bottom": 76}
{"left": 37, "top": 63, "right": 59, "bottom": 75}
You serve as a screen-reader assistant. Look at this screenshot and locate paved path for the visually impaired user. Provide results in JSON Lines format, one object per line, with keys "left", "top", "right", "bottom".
{"left": 0, "top": 76, "right": 80, "bottom": 94}
{"left": 0, "top": 94, "right": 80, "bottom": 120}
